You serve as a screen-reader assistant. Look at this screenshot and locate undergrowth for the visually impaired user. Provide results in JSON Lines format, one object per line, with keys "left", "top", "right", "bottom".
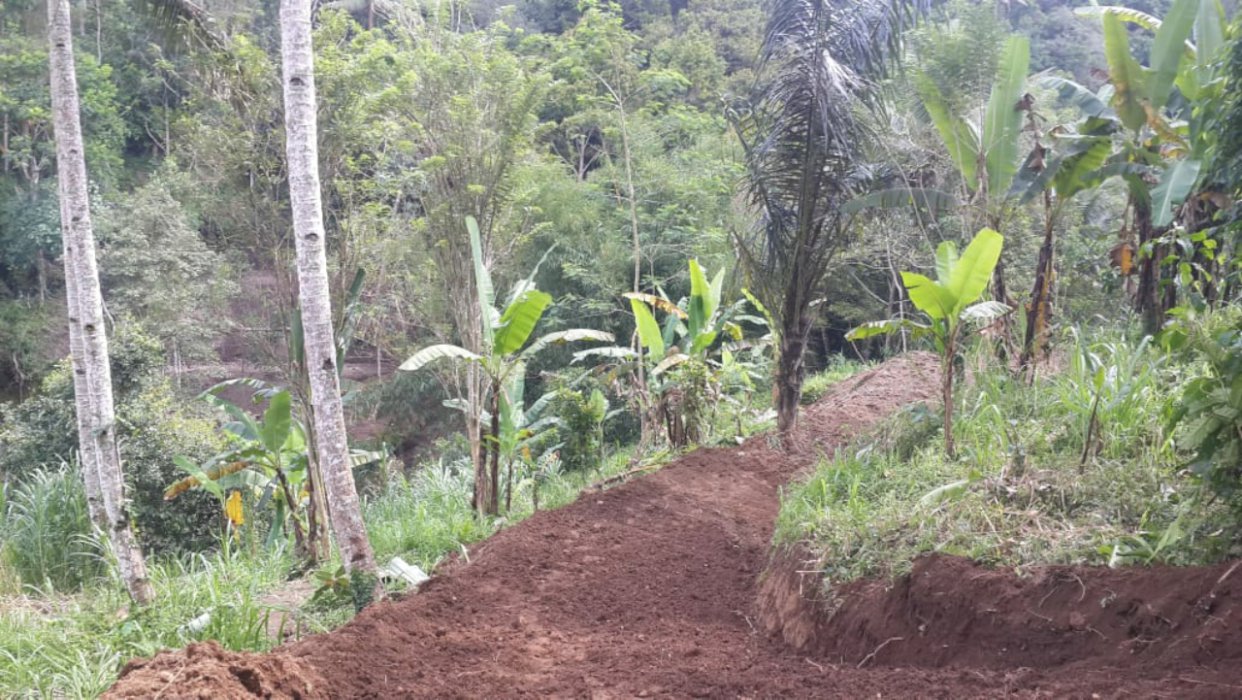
{"left": 775, "top": 330, "right": 1240, "bottom": 603}
{"left": 0, "top": 447, "right": 638, "bottom": 698}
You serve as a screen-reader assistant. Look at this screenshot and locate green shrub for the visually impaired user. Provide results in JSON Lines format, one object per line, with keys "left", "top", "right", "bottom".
{"left": 775, "top": 332, "right": 1235, "bottom": 600}
{"left": 0, "top": 463, "right": 100, "bottom": 592}
{"left": 0, "top": 324, "right": 225, "bottom": 554}
{"left": 1166, "top": 308, "right": 1242, "bottom": 512}
{"left": 363, "top": 463, "right": 489, "bottom": 570}
{"left": 0, "top": 299, "right": 56, "bottom": 400}
{"left": 551, "top": 380, "right": 608, "bottom": 472}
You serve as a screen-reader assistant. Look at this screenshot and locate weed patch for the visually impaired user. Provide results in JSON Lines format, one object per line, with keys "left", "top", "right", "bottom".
{"left": 775, "top": 335, "right": 1239, "bottom": 602}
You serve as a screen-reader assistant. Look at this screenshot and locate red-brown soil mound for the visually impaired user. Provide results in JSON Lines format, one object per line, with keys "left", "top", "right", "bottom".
{"left": 107, "top": 641, "right": 325, "bottom": 699}
{"left": 107, "top": 354, "right": 1242, "bottom": 698}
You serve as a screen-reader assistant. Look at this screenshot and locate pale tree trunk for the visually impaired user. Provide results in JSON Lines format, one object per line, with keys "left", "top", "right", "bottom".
{"left": 48, "top": 0, "right": 154, "bottom": 606}
{"left": 446, "top": 250, "right": 489, "bottom": 514}
{"left": 60, "top": 219, "right": 104, "bottom": 528}
{"left": 279, "top": 0, "right": 382, "bottom": 608}
{"left": 601, "top": 77, "right": 654, "bottom": 448}
{"left": 466, "top": 362, "right": 493, "bottom": 514}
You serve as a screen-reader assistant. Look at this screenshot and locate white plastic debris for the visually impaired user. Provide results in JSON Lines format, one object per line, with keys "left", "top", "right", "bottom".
{"left": 382, "top": 556, "right": 429, "bottom": 588}
{"left": 183, "top": 611, "right": 211, "bottom": 635}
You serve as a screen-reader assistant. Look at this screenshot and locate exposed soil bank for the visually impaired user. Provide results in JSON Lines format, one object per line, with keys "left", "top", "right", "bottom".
{"left": 760, "top": 550, "right": 1242, "bottom": 673}
{"left": 107, "top": 354, "right": 1242, "bottom": 698}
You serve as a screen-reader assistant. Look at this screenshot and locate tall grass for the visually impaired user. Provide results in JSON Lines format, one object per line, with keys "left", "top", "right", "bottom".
{"left": 364, "top": 462, "right": 490, "bottom": 570}
{"left": 0, "top": 463, "right": 99, "bottom": 593}
{"left": 775, "top": 331, "right": 1234, "bottom": 602}
{"left": 0, "top": 546, "right": 295, "bottom": 699}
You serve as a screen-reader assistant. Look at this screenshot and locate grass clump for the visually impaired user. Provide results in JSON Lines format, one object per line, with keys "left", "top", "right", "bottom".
{"left": 1, "top": 464, "right": 98, "bottom": 593}
{"left": 800, "top": 357, "right": 872, "bottom": 405}
{"left": 0, "top": 547, "right": 295, "bottom": 698}
{"left": 775, "top": 331, "right": 1238, "bottom": 602}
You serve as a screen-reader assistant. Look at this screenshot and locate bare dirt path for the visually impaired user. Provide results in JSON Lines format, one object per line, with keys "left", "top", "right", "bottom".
{"left": 107, "top": 354, "right": 1242, "bottom": 698}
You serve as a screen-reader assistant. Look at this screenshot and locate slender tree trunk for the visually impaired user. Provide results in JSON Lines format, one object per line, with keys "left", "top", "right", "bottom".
{"left": 1135, "top": 197, "right": 1161, "bottom": 335}
{"left": 60, "top": 206, "right": 104, "bottom": 528}
{"left": 1021, "top": 194, "right": 1056, "bottom": 371}
{"left": 467, "top": 364, "right": 492, "bottom": 514}
{"left": 611, "top": 87, "right": 655, "bottom": 449}
{"left": 36, "top": 247, "right": 47, "bottom": 303}
{"left": 488, "top": 382, "right": 501, "bottom": 515}
{"left": 48, "top": 0, "right": 154, "bottom": 606}
{"left": 279, "top": 0, "right": 381, "bottom": 608}
{"left": 775, "top": 304, "right": 811, "bottom": 438}
{"left": 942, "top": 340, "right": 955, "bottom": 458}
{"left": 986, "top": 211, "right": 1017, "bottom": 362}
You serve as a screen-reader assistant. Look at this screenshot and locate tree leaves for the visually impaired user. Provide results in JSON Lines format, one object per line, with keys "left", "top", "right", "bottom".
{"left": 935, "top": 240, "right": 958, "bottom": 286}
{"left": 1194, "top": 0, "right": 1226, "bottom": 80}
{"left": 260, "top": 390, "right": 293, "bottom": 454}
{"left": 1151, "top": 159, "right": 1203, "bottom": 226}
{"left": 521, "top": 329, "right": 614, "bottom": 360}
{"left": 945, "top": 228, "right": 1004, "bottom": 318}
{"left": 982, "top": 35, "right": 1030, "bottom": 196}
{"left": 914, "top": 73, "right": 980, "bottom": 188}
{"left": 901, "top": 271, "right": 954, "bottom": 320}
{"left": 1038, "top": 76, "right": 1115, "bottom": 120}
{"left": 467, "top": 216, "right": 496, "bottom": 350}
{"left": 848, "top": 229, "right": 1004, "bottom": 345}
{"left": 845, "top": 318, "right": 929, "bottom": 341}
{"left": 1101, "top": 14, "right": 1149, "bottom": 132}
{"left": 492, "top": 290, "right": 553, "bottom": 357}
{"left": 399, "top": 344, "right": 483, "bottom": 373}
{"left": 1148, "top": 0, "right": 1198, "bottom": 110}
{"left": 687, "top": 259, "right": 714, "bottom": 340}
{"left": 630, "top": 297, "right": 666, "bottom": 362}
{"left": 622, "top": 292, "right": 687, "bottom": 319}
{"left": 1074, "top": 6, "right": 1163, "bottom": 32}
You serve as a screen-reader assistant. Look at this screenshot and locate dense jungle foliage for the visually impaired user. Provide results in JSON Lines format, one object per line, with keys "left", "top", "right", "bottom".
{"left": 1, "top": 0, "right": 1242, "bottom": 695}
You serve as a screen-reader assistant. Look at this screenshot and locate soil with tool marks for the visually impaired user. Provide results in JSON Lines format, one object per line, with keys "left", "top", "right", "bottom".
{"left": 107, "top": 354, "right": 1242, "bottom": 698}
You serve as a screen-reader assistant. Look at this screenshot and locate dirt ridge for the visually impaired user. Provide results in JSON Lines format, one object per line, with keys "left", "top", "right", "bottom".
{"left": 106, "top": 353, "right": 1242, "bottom": 698}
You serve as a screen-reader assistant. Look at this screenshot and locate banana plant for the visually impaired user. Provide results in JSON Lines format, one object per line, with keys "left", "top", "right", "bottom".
{"left": 916, "top": 34, "right": 1030, "bottom": 206}
{"left": 847, "top": 228, "right": 1007, "bottom": 456}
{"left": 491, "top": 373, "right": 563, "bottom": 513}
{"left": 577, "top": 259, "right": 761, "bottom": 447}
{"left": 1006, "top": 100, "right": 1116, "bottom": 369}
{"left": 1052, "top": 0, "right": 1232, "bottom": 332}
{"left": 915, "top": 34, "right": 1029, "bottom": 322}
{"left": 400, "top": 217, "right": 612, "bottom": 515}
{"left": 165, "top": 383, "right": 385, "bottom": 557}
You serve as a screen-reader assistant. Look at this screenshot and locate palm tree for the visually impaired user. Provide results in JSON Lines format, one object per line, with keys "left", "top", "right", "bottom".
{"left": 732, "top": 0, "right": 928, "bottom": 437}
{"left": 279, "top": 0, "right": 381, "bottom": 608}
{"left": 47, "top": 0, "right": 154, "bottom": 605}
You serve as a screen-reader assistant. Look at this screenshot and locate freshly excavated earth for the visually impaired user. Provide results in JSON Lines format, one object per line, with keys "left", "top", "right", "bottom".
{"left": 107, "top": 354, "right": 1242, "bottom": 698}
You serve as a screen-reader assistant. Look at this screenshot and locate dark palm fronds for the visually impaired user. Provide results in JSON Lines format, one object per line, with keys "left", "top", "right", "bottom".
{"left": 734, "top": 0, "right": 930, "bottom": 305}
{"left": 731, "top": 0, "right": 931, "bottom": 432}
{"left": 136, "top": 0, "right": 227, "bottom": 51}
